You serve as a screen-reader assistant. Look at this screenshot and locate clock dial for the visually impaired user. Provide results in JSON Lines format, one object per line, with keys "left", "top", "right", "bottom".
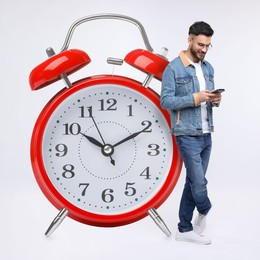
{"left": 31, "top": 75, "right": 181, "bottom": 225}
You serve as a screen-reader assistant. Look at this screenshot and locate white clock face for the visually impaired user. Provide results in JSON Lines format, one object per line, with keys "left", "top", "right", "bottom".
{"left": 42, "top": 83, "right": 173, "bottom": 215}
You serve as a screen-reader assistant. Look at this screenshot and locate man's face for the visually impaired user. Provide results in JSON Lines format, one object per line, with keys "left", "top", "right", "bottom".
{"left": 188, "top": 34, "right": 212, "bottom": 62}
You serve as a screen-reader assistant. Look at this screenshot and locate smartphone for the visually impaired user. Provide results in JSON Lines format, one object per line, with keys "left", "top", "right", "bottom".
{"left": 211, "top": 89, "right": 225, "bottom": 94}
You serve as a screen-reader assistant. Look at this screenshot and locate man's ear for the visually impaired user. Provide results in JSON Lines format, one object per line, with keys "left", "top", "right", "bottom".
{"left": 188, "top": 36, "right": 193, "bottom": 47}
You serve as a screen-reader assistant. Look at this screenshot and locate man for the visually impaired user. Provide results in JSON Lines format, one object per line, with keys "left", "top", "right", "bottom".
{"left": 160, "top": 21, "right": 222, "bottom": 245}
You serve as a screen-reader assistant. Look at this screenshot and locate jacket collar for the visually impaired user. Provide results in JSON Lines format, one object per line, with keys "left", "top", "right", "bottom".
{"left": 179, "top": 50, "right": 206, "bottom": 68}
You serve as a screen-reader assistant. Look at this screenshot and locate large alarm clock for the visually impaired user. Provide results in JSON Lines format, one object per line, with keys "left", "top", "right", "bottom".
{"left": 29, "top": 14, "right": 182, "bottom": 237}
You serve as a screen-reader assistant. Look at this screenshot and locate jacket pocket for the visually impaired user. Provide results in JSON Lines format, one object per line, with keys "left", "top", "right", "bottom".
{"left": 176, "top": 76, "right": 193, "bottom": 96}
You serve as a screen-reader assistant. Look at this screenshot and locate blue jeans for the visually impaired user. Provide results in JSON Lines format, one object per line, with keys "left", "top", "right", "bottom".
{"left": 176, "top": 134, "right": 212, "bottom": 232}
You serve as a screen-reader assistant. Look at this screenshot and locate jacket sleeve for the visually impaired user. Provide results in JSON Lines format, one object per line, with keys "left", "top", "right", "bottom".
{"left": 160, "top": 65, "right": 196, "bottom": 110}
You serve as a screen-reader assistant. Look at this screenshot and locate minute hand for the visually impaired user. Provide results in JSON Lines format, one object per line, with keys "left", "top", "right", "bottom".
{"left": 113, "top": 128, "right": 147, "bottom": 148}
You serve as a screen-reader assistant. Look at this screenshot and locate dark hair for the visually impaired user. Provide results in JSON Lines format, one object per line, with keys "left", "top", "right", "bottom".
{"left": 189, "top": 21, "right": 214, "bottom": 37}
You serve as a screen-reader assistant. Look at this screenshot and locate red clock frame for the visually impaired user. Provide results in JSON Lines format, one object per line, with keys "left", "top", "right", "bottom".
{"left": 31, "top": 74, "right": 182, "bottom": 227}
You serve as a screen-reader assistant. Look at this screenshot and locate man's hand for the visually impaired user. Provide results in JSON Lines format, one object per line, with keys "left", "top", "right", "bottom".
{"left": 211, "top": 92, "right": 222, "bottom": 106}
{"left": 197, "top": 90, "right": 215, "bottom": 103}
{"left": 193, "top": 90, "right": 221, "bottom": 106}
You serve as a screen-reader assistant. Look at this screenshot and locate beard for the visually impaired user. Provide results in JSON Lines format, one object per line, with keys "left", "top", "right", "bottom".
{"left": 190, "top": 46, "right": 206, "bottom": 62}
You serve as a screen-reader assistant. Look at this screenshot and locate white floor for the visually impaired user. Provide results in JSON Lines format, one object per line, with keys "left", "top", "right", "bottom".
{"left": 1, "top": 172, "right": 259, "bottom": 260}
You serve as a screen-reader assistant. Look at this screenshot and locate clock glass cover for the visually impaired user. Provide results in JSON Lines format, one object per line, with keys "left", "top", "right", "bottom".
{"left": 32, "top": 76, "right": 181, "bottom": 226}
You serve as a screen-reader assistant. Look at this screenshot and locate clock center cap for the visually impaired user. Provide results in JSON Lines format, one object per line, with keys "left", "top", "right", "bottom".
{"left": 102, "top": 144, "right": 114, "bottom": 156}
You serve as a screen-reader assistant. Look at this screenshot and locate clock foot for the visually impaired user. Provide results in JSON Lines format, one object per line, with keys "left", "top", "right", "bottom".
{"left": 45, "top": 208, "right": 68, "bottom": 237}
{"left": 148, "top": 208, "right": 171, "bottom": 237}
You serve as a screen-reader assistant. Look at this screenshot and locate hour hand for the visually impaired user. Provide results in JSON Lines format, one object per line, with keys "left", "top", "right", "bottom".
{"left": 80, "top": 132, "right": 103, "bottom": 148}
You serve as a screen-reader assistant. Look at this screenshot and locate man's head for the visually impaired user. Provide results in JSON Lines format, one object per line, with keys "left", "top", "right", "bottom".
{"left": 187, "top": 21, "right": 214, "bottom": 62}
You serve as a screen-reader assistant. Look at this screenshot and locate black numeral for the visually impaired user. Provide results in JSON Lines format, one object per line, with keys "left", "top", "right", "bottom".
{"left": 79, "top": 183, "right": 89, "bottom": 196}
{"left": 148, "top": 144, "right": 160, "bottom": 156}
{"left": 55, "top": 144, "right": 68, "bottom": 157}
{"left": 142, "top": 120, "right": 152, "bottom": 132}
{"left": 63, "top": 123, "right": 81, "bottom": 135}
{"left": 79, "top": 106, "right": 93, "bottom": 118}
{"left": 101, "top": 189, "right": 114, "bottom": 203}
{"left": 62, "top": 164, "right": 75, "bottom": 179}
{"left": 140, "top": 167, "right": 151, "bottom": 179}
{"left": 127, "top": 105, "right": 133, "bottom": 116}
{"left": 99, "top": 98, "right": 117, "bottom": 111}
{"left": 124, "top": 182, "right": 136, "bottom": 196}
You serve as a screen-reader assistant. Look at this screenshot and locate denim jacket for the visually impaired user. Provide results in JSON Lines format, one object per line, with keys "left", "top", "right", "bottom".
{"left": 160, "top": 51, "right": 215, "bottom": 136}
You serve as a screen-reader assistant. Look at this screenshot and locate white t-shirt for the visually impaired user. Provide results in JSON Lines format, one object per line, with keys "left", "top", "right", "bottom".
{"left": 190, "top": 60, "right": 211, "bottom": 133}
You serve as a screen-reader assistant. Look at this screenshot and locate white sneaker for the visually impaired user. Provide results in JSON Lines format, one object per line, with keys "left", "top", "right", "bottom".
{"left": 193, "top": 213, "right": 206, "bottom": 234}
{"left": 175, "top": 230, "right": 211, "bottom": 245}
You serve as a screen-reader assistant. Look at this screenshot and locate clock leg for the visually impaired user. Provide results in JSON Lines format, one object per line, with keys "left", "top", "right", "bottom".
{"left": 45, "top": 208, "right": 68, "bottom": 237}
{"left": 148, "top": 208, "right": 171, "bottom": 237}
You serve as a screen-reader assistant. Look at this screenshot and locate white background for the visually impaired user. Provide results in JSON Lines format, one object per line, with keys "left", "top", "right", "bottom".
{"left": 1, "top": 0, "right": 260, "bottom": 259}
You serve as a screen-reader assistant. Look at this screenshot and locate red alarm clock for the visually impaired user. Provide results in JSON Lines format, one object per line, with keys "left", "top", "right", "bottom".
{"left": 29, "top": 14, "right": 182, "bottom": 237}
